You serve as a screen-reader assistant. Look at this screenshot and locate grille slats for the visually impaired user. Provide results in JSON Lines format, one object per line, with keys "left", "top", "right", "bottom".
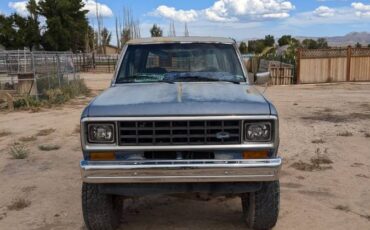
{"left": 119, "top": 120, "right": 241, "bottom": 146}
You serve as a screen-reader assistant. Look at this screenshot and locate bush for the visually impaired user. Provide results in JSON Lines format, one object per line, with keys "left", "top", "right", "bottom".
{"left": 13, "top": 77, "right": 90, "bottom": 110}
{"left": 9, "top": 142, "right": 29, "bottom": 159}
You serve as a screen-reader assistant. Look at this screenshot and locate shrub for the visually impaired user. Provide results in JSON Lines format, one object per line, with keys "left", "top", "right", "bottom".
{"left": 36, "top": 128, "right": 55, "bottom": 136}
{"left": 38, "top": 144, "right": 60, "bottom": 151}
{"left": 7, "top": 198, "right": 31, "bottom": 211}
{"left": 9, "top": 142, "right": 29, "bottom": 159}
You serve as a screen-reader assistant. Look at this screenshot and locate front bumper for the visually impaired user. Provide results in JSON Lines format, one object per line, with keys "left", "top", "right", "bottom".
{"left": 80, "top": 158, "right": 282, "bottom": 183}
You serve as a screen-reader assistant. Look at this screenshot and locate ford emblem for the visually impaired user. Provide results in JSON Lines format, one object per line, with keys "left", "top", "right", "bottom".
{"left": 216, "top": 131, "right": 230, "bottom": 139}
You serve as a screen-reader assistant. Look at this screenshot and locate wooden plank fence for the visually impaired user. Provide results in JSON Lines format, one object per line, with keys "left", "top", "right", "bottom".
{"left": 297, "top": 47, "right": 370, "bottom": 84}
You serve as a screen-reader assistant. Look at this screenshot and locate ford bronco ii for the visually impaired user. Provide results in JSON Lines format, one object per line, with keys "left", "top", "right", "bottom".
{"left": 80, "top": 37, "right": 282, "bottom": 230}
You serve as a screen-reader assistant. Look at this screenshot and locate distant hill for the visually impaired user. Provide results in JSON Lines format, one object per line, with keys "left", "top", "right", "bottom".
{"left": 296, "top": 32, "right": 370, "bottom": 47}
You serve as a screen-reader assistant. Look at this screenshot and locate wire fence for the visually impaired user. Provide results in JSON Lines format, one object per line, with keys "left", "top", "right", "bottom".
{"left": 0, "top": 50, "right": 79, "bottom": 99}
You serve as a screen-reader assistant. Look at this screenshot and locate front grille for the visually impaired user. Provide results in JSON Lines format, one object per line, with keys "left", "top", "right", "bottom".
{"left": 119, "top": 120, "right": 241, "bottom": 146}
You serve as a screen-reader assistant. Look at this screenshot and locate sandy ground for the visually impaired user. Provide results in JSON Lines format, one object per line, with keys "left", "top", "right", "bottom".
{"left": 0, "top": 72, "right": 369, "bottom": 230}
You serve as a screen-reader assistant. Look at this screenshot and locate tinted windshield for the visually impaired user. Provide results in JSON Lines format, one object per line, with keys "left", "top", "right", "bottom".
{"left": 116, "top": 43, "right": 246, "bottom": 84}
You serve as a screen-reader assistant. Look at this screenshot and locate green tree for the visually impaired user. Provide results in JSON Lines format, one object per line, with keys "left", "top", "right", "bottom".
{"left": 25, "top": 0, "right": 41, "bottom": 50}
{"left": 355, "top": 42, "right": 362, "bottom": 48}
{"left": 150, "top": 24, "right": 163, "bottom": 37}
{"left": 302, "top": 39, "right": 318, "bottom": 49}
{"left": 317, "top": 38, "right": 329, "bottom": 49}
{"left": 239, "top": 41, "right": 247, "bottom": 54}
{"left": 38, "top": 0, "right": 89, "bottom": 52}
{"left": 278, "top": 35, "right": 292, "bottom": 46}
{"left": 368, "top": 44, "right": 370, "bottom": 48}
{"left": 264, "top": 35, "right": 275, "bottom": 47}
{"left": 248, "top": 40, "right": 266, "bottom": 54}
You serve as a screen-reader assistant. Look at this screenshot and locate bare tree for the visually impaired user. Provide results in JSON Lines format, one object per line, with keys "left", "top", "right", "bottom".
{"left": 184, "top": 22, "right": 189, "bottom": 37}
{"left": 115, "top": 16, "right": 120, "bottom": 50}
{"left": 120, "top": 7, "right": 141, "bottom": 46}
{"left": 168, "top": 20, "right": 176, "bottom": 37}
{"left": 95, "top": 3, "right": 104, "bottom": 53}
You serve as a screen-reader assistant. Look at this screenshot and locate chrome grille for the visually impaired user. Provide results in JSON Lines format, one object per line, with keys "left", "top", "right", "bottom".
{"left": 119, "top": 120, "right": 241, "bottom": 146}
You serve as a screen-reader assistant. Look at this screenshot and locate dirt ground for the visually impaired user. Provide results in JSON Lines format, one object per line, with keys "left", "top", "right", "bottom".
{"left": 0, "top": 73, "right": 369, "bottom": 230}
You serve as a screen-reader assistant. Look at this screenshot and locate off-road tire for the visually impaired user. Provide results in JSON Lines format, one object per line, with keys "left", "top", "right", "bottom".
{"left": 82, "top": 183, "right": 123, "bottom": 230}
{"left": 241, "top": 181, "right": 280, "bottom": 230}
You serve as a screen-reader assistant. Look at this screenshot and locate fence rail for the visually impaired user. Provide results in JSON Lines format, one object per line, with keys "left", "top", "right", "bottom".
{"left": 297, "top": 47, "right": 370, "bottom": 84}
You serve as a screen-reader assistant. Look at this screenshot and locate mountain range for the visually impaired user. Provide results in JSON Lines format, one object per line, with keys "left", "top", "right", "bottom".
{"left": 296, "top": 32, "right": 370, "bottom": 47}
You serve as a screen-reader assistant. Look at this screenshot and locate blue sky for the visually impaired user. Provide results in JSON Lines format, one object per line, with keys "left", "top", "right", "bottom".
{"left": 1, "top": 0, "right": 370, "bottom": 43}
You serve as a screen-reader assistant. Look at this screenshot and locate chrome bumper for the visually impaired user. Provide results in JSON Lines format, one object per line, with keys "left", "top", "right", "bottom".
{"left": 80, "top": 158, "right": 282, "bottom": 183}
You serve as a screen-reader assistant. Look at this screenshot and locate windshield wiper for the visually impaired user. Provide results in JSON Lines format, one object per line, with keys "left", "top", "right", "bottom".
{"left": 166, "top": 76, "right": 241, "bottom": 84}
{"left": 116, "top": 74, "right": 174, "bottom": 84}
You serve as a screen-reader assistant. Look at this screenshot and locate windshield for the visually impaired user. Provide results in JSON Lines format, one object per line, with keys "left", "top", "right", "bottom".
{"left": 116, "top": 43, "right": 246, "bottom": 84}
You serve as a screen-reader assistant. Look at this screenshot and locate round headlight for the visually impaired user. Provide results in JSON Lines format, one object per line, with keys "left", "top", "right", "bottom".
{"left": 245, "top": 123, "right": 271, "bottom": 142}
{"left": 88, "top": 123, "right": 115, "bottom": 143}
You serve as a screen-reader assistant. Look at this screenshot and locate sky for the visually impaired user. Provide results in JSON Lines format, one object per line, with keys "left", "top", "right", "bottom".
{"left": 1, "top": 0, "right": 370, "bottom": 43}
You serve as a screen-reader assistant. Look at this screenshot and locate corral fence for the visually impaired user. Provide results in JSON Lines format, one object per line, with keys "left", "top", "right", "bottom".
{"left": 0, "top": 50, "right": 79, "bottom": 101}
{"left": 296, "top": 47, "right": 370, "bottom": 84}
{"left": 73, "top": 53, "right": 119, "bottom": 73}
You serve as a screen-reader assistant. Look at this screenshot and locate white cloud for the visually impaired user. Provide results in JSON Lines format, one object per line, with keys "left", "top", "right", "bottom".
{"left": 8, "top": 0, "right": 113, "bottom": 17}
{"left": 153, "top": 0, "right": 295, "bottom": 22}
{"left": 84, "top": 0, "right": 113, "bottom": 17}
{"left": 8, "top": 1, "right": 36, "bottom": 16}
{"left": 313, "top": 6, "right": 335, "bottom": 17}
{"left": 204, "top": 0, "right": 295, "bottom": 21}
{"left": 352, "top": 2, "right": 370, "bottom": 17}
{"left": 154, "top": 5, "right": 198, "bottom": 22}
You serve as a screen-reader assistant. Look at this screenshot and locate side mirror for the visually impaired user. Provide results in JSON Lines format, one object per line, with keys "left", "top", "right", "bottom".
{"left": 255, "top": 72, "right": 271, "bottom": 85}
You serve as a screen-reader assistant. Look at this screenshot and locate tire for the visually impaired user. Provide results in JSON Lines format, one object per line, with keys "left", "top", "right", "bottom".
{"left": 82, "top": 183, "right": 123, "bottom": 230}
{"left": 241, "top": 181, "right": 280, "bottom": 230}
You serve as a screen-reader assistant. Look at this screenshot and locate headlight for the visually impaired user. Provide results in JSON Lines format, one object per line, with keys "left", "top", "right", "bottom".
{"left": 88, "top": 123, "right": 115, "bottom": 143}
{"left": 245, "top": 122, "right": 272, "bottom": 142}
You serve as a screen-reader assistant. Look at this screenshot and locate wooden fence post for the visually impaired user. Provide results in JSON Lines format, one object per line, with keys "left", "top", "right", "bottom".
{"left": 346, "top": 46, "right": 352, "bottom": 82}
{"left": 296, "top": 48, "right": 301, "bottom": 84}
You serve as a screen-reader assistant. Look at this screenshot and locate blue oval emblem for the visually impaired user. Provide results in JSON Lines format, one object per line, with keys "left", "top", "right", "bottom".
{"left": 216, "top": 131, "right": 230, "bottom": 139}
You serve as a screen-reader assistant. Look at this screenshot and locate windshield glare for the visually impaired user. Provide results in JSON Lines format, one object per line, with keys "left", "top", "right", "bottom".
{"left": 116, "top": 43, "right": 246, "bottom": 83}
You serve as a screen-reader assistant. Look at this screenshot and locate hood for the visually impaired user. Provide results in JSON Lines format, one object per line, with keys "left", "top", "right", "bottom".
{"left": 85, "top": 82, "right": 270, "bottom": 117}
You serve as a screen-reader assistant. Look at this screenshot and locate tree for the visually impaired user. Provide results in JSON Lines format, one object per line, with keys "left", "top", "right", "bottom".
{"left": 355, "top": 42, "right": 362, "bottom": 48}
{"left": 264, "top": 35, "right": 275, "bottom": 47}
{"left": 248, "top": 39, "right": 266, "bottom": 54}
{"left": 317, "top": 38, "right": 329, "bottom": 49}
{"left": 278, "top": 35, "right": 292, "bottom": 46}
{"left": 100, "top": 27, "right": 111, "bottom": 54}
{"left": 239, "top": 41, "right": 247, "bottom": 54}
{"left": 150, "top": 24, "right": 163, "bottom": 37}
{"left": 38, "top": 0, "right": 89, "bottom": 52}
{"left": 368, "top": 44, "right": 370, "bottom": 48}
{"left": 25, "top": 0, "right": 41, "bottom": 50}
{"left": 302, "top": 39, "right": 318, "bottom": 49}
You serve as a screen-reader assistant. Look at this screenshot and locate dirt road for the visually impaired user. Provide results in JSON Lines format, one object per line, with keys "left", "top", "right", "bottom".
{"left": 0, "top": 73, "right": 369, "bottom": 230}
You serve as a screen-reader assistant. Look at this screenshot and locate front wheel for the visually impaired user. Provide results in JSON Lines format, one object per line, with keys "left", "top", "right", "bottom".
{"left": 82, "top": 183, "right": 123, "bottom": 230}
{"left": 241, "top": 181, "right": 280, "bottom": 230}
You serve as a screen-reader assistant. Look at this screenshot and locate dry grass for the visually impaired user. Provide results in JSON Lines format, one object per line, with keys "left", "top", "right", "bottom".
{"left": 334, "top": 205, "right": 350, "bottom": 212}
{"left": 38, "top": 144, "right": 60, "bottom": 151}
{"left": 19, "top": 135, "right": 37, "bottom": 142}
{"left": 337, "top": 131, "right": 353, "bottom": 137}
{"left": 74, "top": 124, "right": 80, "bottom": 134}
{"left": 312, "top": 139, "right": 325, "bottom": 144}
{"left": 0, "top": 130, "right": 11, "bottom": 138}
{"left": 291, "top": 148, "right": 332, "bottom": 171}
{"left": 7, "top": 198, "right": 31, "bottom": 211}
{"left": 36, "top": 128, "right": 56, "bottom": 136}
{"left": 9, "top": 143, "right": 29, "bottom": 159}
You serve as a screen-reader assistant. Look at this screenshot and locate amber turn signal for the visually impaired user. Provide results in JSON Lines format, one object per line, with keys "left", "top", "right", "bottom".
{"left": 90, "top": 152, "right": 115, "bottom": 161}
{"left": 243, "top": 151, "right": 269, "bottom": 159}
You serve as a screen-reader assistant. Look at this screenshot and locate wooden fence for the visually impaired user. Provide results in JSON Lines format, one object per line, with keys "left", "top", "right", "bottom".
{"left": 297, "top": 47, "right": 370, "bottom": 84}
{"left": 258, "top": 59, "right": 294, "bottom": 85}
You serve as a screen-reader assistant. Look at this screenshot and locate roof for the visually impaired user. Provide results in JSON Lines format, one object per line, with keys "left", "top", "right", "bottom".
{"left": 127, "top": 36, "right": 236, "bottom": 45}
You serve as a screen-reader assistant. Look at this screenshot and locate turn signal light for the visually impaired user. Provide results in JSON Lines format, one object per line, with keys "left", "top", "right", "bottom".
{"left": 90, "top": 152, "right": 115, "bottom": 161}
{"left": 243, "top": 151, "right": 269, "bottom": 159}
